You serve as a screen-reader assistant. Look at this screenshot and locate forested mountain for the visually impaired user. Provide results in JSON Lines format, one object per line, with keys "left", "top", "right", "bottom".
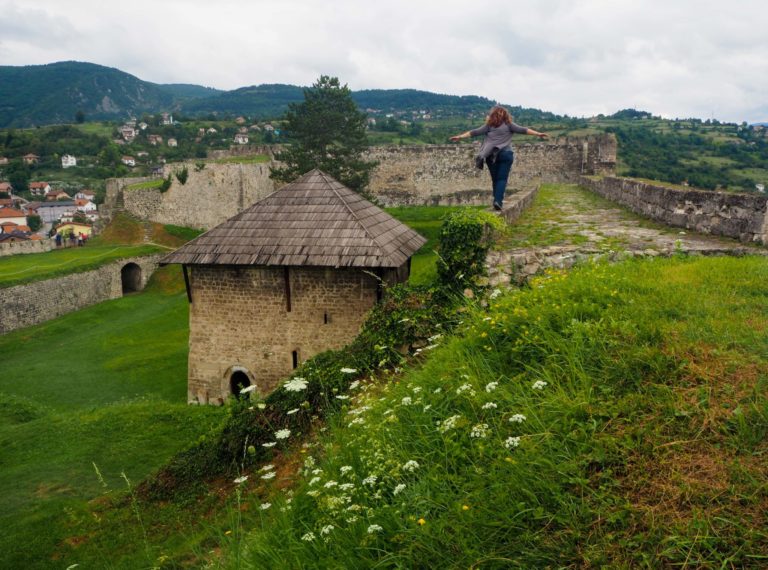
{"left": 1, "top": 61, "right": 563, "bottom": 127}
{"left": 0, "top": 61, "right": 176, "bottom": 128}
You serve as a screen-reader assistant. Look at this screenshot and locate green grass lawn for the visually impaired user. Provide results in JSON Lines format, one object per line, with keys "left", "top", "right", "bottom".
{"left": 0, "top": 274, "right": 227, "bottom": 568}
{"left": 125, "top": 178, "right": 164, "bottom": 191}
{"left": 0, "top": 243, "right": 165, "bottom": 289}
{"left": 212, "top": 154, "right": 271, "bottom": 164}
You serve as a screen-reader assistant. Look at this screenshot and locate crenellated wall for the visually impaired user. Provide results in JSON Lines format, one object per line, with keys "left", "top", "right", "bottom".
{"left": 0, "top": 239, "right": 52, "bottom": 257}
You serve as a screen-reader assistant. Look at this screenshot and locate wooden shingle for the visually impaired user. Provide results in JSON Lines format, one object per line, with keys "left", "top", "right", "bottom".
{"left": 161, "top": 169, "right": 427, "bottom": 268}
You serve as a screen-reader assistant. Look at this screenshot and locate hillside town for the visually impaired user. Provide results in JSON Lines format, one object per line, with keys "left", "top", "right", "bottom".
{"left": 0, "top": 181, "right": 98, "bottom": 246}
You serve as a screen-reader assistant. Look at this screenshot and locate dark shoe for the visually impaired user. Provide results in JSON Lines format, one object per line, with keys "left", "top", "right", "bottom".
{"left": 474, "top": 156, "right": 484, "bottom": 170}
{"left": 493, "top": 201, "right": 503, "bottom": 211}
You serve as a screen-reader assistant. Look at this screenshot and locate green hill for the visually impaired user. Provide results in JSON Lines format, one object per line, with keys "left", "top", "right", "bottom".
{"left": 0, "top": 61, "right": 175, "bottom": 127}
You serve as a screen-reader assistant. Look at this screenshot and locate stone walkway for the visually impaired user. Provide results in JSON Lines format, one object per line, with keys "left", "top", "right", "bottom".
{"left": 487, "top": 184, "right": 768, "bottom": 286}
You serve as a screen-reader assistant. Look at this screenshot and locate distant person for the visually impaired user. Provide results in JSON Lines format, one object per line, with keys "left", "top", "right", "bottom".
{"left": 450, "top": 106, "right": 548, "bottom": 210}
{"left": 55, "top": 233, "right": 62, "bottom": 248}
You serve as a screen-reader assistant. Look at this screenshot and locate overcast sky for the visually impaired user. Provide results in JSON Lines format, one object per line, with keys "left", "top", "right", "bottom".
{"left": 1, "top": 0, "right": 766, "bottom": 123}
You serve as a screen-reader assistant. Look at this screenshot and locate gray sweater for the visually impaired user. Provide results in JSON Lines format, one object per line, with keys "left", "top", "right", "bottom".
{"left": 470, "top": 122, "right": 528, "bottom": 159}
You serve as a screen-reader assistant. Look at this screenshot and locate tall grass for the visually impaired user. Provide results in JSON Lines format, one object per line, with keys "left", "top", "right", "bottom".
{"left": 234, "top": 255, "right": 768, "bottom": 568}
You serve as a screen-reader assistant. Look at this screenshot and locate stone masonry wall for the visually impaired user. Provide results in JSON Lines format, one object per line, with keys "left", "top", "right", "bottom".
{"left": 187, "top": 265, "right": 379, "bottom": 404}
{"left": 0, "top": 239, "right": 52, "bottom": 257}
{"left": 0, "top": 255, "right": 161, "bottom": 334}
{"left": 105, "top": 135, "right": 616, "bottom": 226}
{"left": 119, "top": 162, "right": 277, "bottom": 230}
{"left": 365, "top": 134, "right": 616, "bottom": 206}
{"left": 581, "top": 176, "right": 768, "bottom": 244}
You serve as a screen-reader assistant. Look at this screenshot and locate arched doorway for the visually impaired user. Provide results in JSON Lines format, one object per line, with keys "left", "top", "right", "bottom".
{"left": 121, "top": 263, "right": 142, "bottom": 294}
{"left": 230, "top": 370, "right": 252, "bottom": 398}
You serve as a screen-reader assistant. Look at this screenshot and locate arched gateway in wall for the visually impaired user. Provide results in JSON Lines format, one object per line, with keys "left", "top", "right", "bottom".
{"left": 120, "top": 262, "right": 142, "bottom": 294}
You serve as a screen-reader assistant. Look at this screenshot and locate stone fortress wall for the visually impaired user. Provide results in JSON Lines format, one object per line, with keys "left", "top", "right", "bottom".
{"left": 0, "top": 255, "right": 162, "bottom": 334}
{"left": 104, "top": 134, "right": 617, "bottom": 229}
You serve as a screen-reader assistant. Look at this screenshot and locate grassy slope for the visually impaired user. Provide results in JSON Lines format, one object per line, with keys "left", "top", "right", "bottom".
{"left": 0, "top": 265, "right": 226, "bottom": 569}
{"left": 235, "top": 256, "right": 768, "bottom": 568}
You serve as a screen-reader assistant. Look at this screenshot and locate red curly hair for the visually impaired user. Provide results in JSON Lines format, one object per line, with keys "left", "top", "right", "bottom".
{"left": 486, "top": 106, "right": 512, "bottom": 128}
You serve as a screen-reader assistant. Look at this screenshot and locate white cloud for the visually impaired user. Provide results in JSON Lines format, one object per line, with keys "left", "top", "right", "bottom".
{"left": 1, "top": 0, "right": 766, "bottom": 122}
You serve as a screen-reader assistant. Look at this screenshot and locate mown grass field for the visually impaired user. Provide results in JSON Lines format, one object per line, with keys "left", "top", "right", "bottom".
{"left": 0, "top": 268, "right": 228, "bottom": 568}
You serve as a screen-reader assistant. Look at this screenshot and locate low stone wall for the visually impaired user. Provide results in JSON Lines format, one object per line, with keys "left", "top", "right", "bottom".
{"left": 0, "top": 255, "right": 162, "bottom": 335}
{"left": 500, "top": 185, "right": 539, "bottom": 225}
{"left": 0, "top": 239, "right": 52, "bottom": 257}
{"left": 581, "top": 176, "right": 768, "bottom": 244}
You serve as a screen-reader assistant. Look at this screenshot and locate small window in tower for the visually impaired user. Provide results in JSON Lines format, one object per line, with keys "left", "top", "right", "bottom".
{"left": 292, "top": 350, "right": 299, "bottom": 369}
{"left": 324, "top": 312, "right": 329, "bottom": 324}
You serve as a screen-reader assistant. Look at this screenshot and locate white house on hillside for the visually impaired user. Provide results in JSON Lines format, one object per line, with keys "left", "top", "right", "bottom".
{"left": 61, "top": 154, "right": 77, "bottom": 168}
{"left": 234, "top": 133, "right": 249, "bottom": 144}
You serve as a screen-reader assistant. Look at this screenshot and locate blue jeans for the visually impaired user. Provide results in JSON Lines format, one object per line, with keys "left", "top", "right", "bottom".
{"left": 486, "top": 148, "right": 514, "bottom": 207}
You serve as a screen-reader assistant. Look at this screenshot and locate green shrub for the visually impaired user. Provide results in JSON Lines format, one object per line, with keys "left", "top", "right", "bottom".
{"left": 437, "top": 208, "right": 504, "bottom": 292}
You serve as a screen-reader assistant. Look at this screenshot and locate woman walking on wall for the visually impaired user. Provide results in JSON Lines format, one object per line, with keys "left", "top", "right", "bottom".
{"left": 450, "top": 106, "right": 548, "bottom": 210}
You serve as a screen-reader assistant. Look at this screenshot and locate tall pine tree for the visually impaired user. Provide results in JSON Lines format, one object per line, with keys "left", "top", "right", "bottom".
{"left": 270, "top": 76, "right": 376, "bottom": 193}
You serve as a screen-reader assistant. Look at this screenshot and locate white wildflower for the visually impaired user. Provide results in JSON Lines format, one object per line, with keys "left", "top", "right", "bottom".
{"left": 505, "top": 436, "right": 521, "bottom": 449}
{"left": 489, "top": 288, "right": 502, "bottom": 299}
{"left": 335, "top": 395, "right": 350, "bottom": 400}
{"left": 287, "top": 408, "right": 299, "bottom": 415}
{"left": 239, "top": 384, "right": 257, "bottom": 394}
{"left": 509, "top": 414, "right": 527, "bottom": 423}
{"left": 457, "top": 383, "right": 476, "bottom": 396}
{"left": 301, "top": 532, "right": 316, "bottom": 542}
{"left": 339, "top": 483, "right": 355, "bottom": 491}
{"left": 532, "top": 380, "right": 548, "bottom": 391}
{"left": 481, "top": 402, "right": 498, "bottom": 410}
{"left": 260, "top": 502, "right": 271, "bottom": 510}
{"left": 312, "top": 468, "right": 323, "bottom": 475}
{"left": 423, "top": 404, "right": 432, "bottom": 412}
{"left": 320, "top": 524, "right": 334, "bottom": 536}
{"left": 257, "top": 403, "right": 266, "bottom": 410}
{"left": 262, "top": 441, "right": 276, "bottom": 448}
{"left": 261, "top": 472, "right": 276, "bottom": 480}
{"left": 393, "top": 483, "right": 406, "bottom": 495}
{"left": 340, "top": 465, "right": 353, "bottom": 475}
{"left": 304, "top": 456, "right": 316, "bottom": 468}
{"left": 401, "top": 396, "right": 412, "bottom": 406}
{"left": 412, "top": 386, "right": 422, "bottom": 394}
{"left": 362, "top": 475, "right": 378, "bottom": 486}
{"left": 402, "top": 460, "right": 420, "bottom": 472}
{"left": 428, "top": 333, "right": 443, "bottom": 342}
{"left": 233, "top": 475, "right": 248, "bottom": 484}
{"left": 470, "top": 423, "right": 490, "bottom": 439}
{"left": 324, "top": 480, "right": 338, "bottom": 489}
{"left": 349, "top": 380, "right": 360, "bottom": 390}
{"left": 485, "top": 381, "right": 499, "bottom": 392}
{"left": 346, "top": 515, "right": 359, "bottom": 523}
{"left": 367, "top": 524, "right": 383, "bottom": 534}
{"left": 260, "top": 464, "right": 274, "bottom": 472}
{"left": 438, "top": 414, "right": 462, "bottom": 433}
{"left": 309, "top": 477, "right": 321, "bottom": 486}
{"left": 340, "top": 368, "right": 357, "bottom": 374}
{"left": 274, "top": 429, "right": 291, "bottom": 440}
{"left": 424, "top": 344, "right": 438, "bottom": 350}
{"left": 433, "top": 387, "right": 442, "bottom": 394}
{"left": 348, "top": 417, "right": 365, "bottom": 427}
{"left": 284, "top": 377, "right": 308, "bottom": 392}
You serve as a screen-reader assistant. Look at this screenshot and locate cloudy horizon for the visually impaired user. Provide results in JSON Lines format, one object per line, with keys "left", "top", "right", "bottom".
{"left": 1, "top": 0, "right": 766, "bottom": 123}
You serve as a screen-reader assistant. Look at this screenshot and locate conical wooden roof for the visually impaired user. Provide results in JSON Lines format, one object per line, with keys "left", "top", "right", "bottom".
{"left": 161, "top": 169, "right": 427, "bottom": 268}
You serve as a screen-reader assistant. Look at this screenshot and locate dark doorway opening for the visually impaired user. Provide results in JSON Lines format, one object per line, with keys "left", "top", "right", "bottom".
{"left": 121, "top": 263, "right": 142, "bottom": 294}
{"left": 230, "top": 371, "right": 252, "bottom": 397}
